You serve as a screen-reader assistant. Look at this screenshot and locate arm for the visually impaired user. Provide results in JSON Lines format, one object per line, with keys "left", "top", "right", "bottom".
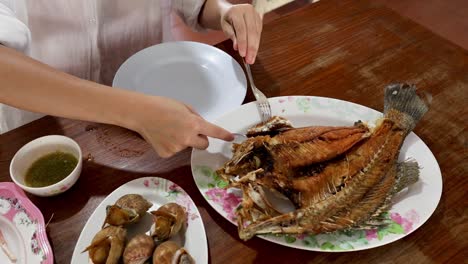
{"left": 198, "top": 0, "right": 230, "bottom": 30}
{"left": 0, "top": 45, "right": 135, "bottom": 128}
{"left": 199, "top": 0, "right": 263, "bottom": 64}
{"left": 0, "top": 46, "right": 233, "bottom": 157}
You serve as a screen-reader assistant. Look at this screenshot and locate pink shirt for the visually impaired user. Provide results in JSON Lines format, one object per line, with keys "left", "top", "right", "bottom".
{"left": 0, "top": 0, "right": 206, "bottom": 133}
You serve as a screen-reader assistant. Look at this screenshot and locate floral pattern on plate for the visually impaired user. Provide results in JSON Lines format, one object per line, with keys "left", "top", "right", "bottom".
{"left": 142, "top": 178, "right": 200, "bottom": 222}
{"left": 0, "top": 182, "right": 53, "bottom": 263}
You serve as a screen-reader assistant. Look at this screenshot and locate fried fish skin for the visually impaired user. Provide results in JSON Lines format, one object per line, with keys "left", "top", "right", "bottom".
{"left": 217, "top": 122, "right": 369, "bottom": 191}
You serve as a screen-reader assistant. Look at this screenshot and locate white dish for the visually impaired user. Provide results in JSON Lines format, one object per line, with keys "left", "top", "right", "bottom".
{"left": 113, "top": 41, "right": 247, "bottom": 122}
{"left": 10, "top": 135, "right": 82, "bottom": 197}
{"left": 191, "top": 96, "right": 442, "bottom": 252}
{"left": 71, "top": 177, "right": 208, "bottom": 263}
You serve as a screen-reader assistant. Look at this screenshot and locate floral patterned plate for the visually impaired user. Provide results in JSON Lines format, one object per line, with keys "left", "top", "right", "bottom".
{"left": 71, "top": 177, "right": 208, "bottom": 263}
{"left": 0, "top": 182, "right": 53, "bottom": 263}
{"left": 191, "top": 96, "right": 442, "bottom": 252}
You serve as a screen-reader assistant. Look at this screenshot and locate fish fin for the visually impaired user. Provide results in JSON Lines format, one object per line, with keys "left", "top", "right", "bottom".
{"left": 367, "top": 197, "right": 392, "bottom": 219}
{"left": 358, "top": 160, "right": 419, "bottom": 226}
{"left": 353, "top": 220, "right": 392, "bottom": 229}
{"left": 394, "top": 160, "right": 420, "bottom": 193}
{"left": 352, "top": 211, "right": 393, "bottom": 229}
{"left": 384, "top": 83, "right": 430, "bottom": 131}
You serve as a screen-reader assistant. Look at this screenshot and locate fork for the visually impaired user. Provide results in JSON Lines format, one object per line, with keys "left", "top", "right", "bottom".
{"left": 243, "top": 60, "right": 272, "bottom": 123}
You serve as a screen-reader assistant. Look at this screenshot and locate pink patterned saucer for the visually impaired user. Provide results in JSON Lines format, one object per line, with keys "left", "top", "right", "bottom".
{"left": 0, "top": 182, "right": 53, "bottom": 263}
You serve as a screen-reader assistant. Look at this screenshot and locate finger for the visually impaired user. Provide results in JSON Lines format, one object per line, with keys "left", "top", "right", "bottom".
{"left": 191, "top": 134, "right": 210, "bottom": 149}
{"left": 158, "top": 150, "right": 173, "bottom": 158}
{"left": 231, "top": 15, "right": 247, "bottom": 57}
{"left": 222, "top": 22, "right": 238, "bottom": 51}
{"left": 185, "top": 104, "right": 202, "bottom": 117}
{"left": 255, "top": 10, "right": 263, "bottom": 37}
{"left": 155, "top": 145, "right": 174, "bottom": 158}
{"left": 244, "top": 10, "right": 260, "bottom": 64}
{"left": 256, "top": 8, "right": 264, "bottom": 20}
{"left": 198, "top": 120, "right": 234, "bottom": 141}
{"left": 145, "top": 135, "right": 178, "bottom": 158}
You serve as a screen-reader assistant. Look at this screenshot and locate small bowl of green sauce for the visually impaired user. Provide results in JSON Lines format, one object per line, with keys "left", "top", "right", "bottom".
{"left": 10, "top": 135, "right": 82, "bottom": 197}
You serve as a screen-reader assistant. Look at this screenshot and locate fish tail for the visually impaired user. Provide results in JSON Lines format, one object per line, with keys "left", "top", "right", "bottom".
{"left": 393, "top": 160, "right": 420, "bottom": 193}
{"left": 384, "top": 83, "right": 430, "bottom": 131}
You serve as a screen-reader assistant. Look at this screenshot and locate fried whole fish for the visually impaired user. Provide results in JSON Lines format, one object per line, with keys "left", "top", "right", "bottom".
{"left": 217, "top": 83, "right": 428, "bottom": 240}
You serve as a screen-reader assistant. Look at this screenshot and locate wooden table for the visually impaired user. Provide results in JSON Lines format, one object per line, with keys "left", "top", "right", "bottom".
{"left": 1, "top": 0, "right": 466, "bottom": 263}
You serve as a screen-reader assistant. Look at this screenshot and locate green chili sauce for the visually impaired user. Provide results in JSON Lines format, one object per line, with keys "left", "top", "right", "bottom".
{"left": 24, "top": 151, "right": 78, "bottom": 187}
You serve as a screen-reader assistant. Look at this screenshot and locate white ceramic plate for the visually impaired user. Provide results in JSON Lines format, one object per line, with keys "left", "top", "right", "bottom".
{"left": 71, "top": 177, "right": 208, "bottom": 263}
{"left": 113, "top": 41, "right": 247, "bottom": 122}
{"left": 191, "top": 96, "right": 442, "bottom": 252}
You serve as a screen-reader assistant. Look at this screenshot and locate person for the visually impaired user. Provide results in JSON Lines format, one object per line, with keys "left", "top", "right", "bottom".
{"left": 0, "top": 0, "right": 262, "bottom": 157}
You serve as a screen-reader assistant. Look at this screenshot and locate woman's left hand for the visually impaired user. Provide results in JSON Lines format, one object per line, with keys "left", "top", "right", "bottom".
{"left": 220, "top": 4, "right": 263, "bottom": 64}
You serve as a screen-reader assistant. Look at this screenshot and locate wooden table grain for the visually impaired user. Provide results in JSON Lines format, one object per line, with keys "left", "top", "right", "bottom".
{"left": 1, "top": 0, "right": 466, "bottom": 263}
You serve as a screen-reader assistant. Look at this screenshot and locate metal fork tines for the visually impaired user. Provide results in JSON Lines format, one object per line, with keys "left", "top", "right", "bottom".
{"left": 243, "top": 61, "right": 272, "bottom": 122}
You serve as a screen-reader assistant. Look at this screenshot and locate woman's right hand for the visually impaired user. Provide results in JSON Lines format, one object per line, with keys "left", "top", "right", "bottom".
{"left": 127, "top": 96, "right": 234, "bottom": 158}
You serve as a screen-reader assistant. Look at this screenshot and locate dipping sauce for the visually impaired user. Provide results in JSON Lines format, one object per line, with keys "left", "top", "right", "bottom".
{"left": 24, "top": 151, "right": 78, "bottom": 187}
